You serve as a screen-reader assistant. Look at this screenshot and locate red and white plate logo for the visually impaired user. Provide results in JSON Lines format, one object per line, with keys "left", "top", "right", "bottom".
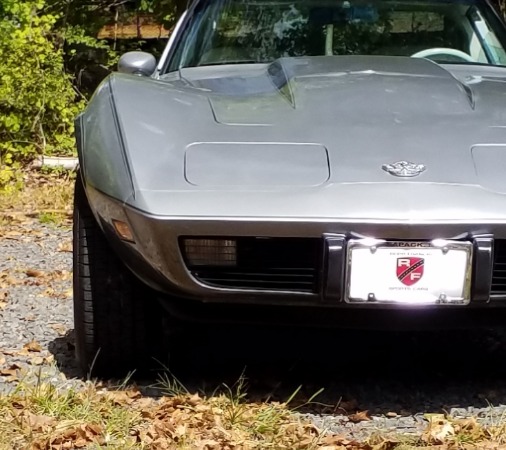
{"left": 396, "top": 257, "right": 424, "bottom": 286}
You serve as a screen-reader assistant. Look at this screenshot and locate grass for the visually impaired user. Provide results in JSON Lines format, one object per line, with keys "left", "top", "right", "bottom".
{"left": 0, "top": 377, "right": 143, "bottom": 449}
{"left": 0, "top": 371, "right": 504, "bottom": 449}
{"left": 0, "top": 169, "right": 74, "bottom": 227}
{"left": 0, "top": 372, "right": 322, "bottom": 449}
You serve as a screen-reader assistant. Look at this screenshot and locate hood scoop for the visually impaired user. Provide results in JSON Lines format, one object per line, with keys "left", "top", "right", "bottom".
{"left": 207, "top": 56, "right": 475, "bottom": 126}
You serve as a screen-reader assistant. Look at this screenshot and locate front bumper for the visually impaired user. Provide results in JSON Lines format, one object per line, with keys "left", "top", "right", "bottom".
{"left": 87, "top": 186, "right": 506, "bottom": 308}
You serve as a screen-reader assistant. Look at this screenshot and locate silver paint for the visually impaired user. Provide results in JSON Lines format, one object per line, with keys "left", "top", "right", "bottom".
{"left": 76, "top": 1, "right": 506, "bottom": 307}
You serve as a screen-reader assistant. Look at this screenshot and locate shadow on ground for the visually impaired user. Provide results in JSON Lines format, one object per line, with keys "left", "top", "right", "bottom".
{"left": 48, "top": 330, "right": 82, "bottom": 380}
{"left": 49, "top": 325, "right": 506, "bottom": 415}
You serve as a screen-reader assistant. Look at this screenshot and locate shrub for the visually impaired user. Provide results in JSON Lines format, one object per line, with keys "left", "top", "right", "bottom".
{"left": 0, "top": 0, "right": 83, "bottom": 182}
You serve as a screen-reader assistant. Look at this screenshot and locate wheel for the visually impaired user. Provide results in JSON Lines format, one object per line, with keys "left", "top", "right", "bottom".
{"left": 72, "top": 172, "right": 162, "bottom": 377}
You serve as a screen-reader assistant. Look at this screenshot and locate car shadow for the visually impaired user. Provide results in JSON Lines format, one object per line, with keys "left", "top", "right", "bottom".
{"left": 49, "top": 325, "right": 506, "bottom": 416}
{"left": 48, "top": 330, "right": 82, "bottom": 380}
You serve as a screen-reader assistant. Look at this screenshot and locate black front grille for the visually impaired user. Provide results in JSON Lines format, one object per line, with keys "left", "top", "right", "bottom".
{"left": 185, "top": 237, "right": 321, "bottom": 293}
{"left": 492, "top": 239, "right": 506, "bottom": 297}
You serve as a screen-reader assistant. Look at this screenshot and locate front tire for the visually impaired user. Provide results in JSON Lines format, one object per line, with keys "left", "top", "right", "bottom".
{"left": 72, "top": 174, "right": 161, "bottom": 377}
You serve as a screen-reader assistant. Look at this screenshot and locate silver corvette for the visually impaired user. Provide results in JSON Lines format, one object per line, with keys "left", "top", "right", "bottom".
{"left": 74, "top": 0, "right": 506, "bottom": 375}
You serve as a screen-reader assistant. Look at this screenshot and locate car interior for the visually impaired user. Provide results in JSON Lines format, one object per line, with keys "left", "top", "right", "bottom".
{"left": 189, "top": 1, "right": 506, "bottom": 67}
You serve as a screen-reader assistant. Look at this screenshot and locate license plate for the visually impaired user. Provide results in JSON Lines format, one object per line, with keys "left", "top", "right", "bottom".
{"left": 346, "top": 239, "right": 473, "bottom": 305}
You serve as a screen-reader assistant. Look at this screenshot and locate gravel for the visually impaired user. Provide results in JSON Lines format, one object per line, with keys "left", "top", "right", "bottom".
{"left": 0, "top": 221, "right": 80, "bottom": 391}
{"left": 2, "top": 220, "right": 506, "bottom": 440}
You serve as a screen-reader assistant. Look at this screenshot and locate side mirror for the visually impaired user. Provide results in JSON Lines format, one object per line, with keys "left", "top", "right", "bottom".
{"left": 118, "top": 51, "right": 157, "bottom": 77}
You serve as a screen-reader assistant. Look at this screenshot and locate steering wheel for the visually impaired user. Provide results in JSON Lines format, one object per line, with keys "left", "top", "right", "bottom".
{"left": 411, "top": 47, "right": 476, "bottom": 63}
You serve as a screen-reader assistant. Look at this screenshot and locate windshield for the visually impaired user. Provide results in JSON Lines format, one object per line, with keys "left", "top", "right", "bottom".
{"left": 167, "top": 0, "right": 506, "bottom": 70}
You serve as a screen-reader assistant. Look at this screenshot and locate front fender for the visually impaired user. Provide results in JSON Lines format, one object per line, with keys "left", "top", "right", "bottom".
{"left": 77, "top": 76, "right": 134, "bottom": 203}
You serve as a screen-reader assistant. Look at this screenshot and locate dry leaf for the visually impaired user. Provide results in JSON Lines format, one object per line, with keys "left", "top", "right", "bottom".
{"left": 23, "top": 412, "right": 56, "bottom": 432}
{"left": 348, "top": 410, "right": 371, "bottom": 423}
{"left": 44, "top": 422, "right": 106, "bottom": 449}
{"left": 423, "top": 418, "right": 455, "bottom": 444}
{"left": 24, "top": 340, "right": 42, "bottom": 352}
{"left": 29, "top": 357, "right": 45, "bottom": 366}
{"left": 57, "top": 241, "right": 72, "bottom": 252}
{"left": 50, "top": 323, "right": 68, "bottom": 336}
{"left": 105, "top": 388, "right": 142, "bottom": 406}
{"left": 0, "top": 364, "right": 21, "bottom": 382}
{"left": 320, "top": 434, "right": 353, "bottom": 446}
{"left": 26, "top": 269, "right": 44, "bottom": 278}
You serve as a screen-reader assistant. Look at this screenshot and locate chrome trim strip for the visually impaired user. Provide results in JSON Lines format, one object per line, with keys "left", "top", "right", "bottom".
{"left": 472, "top": 236, "right": 494, "bottom": 302}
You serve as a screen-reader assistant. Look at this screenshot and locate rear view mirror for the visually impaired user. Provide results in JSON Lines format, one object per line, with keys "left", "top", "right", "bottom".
{"left": 309, "top": 5, "right": 378, "bottom": 26}
{"left": 118, "top": 51, "right": 157, "bottom": 77}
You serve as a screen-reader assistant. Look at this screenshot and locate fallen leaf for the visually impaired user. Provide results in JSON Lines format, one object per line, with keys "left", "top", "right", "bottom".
{"left": 25, "top": 269, "right": 44, "bottom": 278}
{"left": 49, "top": 323, "right": 67, "bottom": 336}
{"left": 320, "top": 434, "right": 353, "bottom": 446}
{"left": 57, "top": 241, "right": 72, "bottom": 252}
{"left": 5, "top": 231, "right": 22, "bottom": 238}
{"left": 44, "top": 422, "right": 105, "bottom": 449}
{"left": 23, "top": 411, "right": 56, "bottom": 432}
{"left": 423, "top": 417, "right": 455, "bottom": 444}
{"left": 105, "top": 388, "right": 142, "bottom": 406}
{"left": 29, "top": 357, "right": 44, "bottom": 366}
{"left": 0, "top": 272, "right": 21, "bottom": 288}
{"left": 367, "top": 433, "right": 402, "bottom": 450}
{"left": 348, "top": 410, "right": 371, "bottom": 423}
{"left": 24, "top": 340, "right": 42, "bottom": 352}
{"left": 0, "top": 364, "right": 21, "bottom": 382}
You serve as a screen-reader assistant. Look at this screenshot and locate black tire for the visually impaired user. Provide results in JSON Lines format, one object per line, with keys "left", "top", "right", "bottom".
{"left": 73, "top": 173, "right": 162, "bottom": 377}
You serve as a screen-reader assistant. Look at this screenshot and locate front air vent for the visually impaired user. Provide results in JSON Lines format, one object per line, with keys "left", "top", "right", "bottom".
{"left": 491, "top": 239, "right": 506, "bottom": 298}
{"left": 182, "top": 237, "right": 321, "bottom": 293}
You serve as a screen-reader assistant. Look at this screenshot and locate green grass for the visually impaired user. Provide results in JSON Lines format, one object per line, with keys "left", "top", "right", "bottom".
{"left": 0, "top": 170, "right": 74, "bottom": 227}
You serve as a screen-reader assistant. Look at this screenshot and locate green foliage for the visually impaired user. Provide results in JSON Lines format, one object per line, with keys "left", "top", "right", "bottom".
{"left": 137, "top": 0, "right": 180, "bottom": 27}
{"left": 0, "top": 0, "right": 83, "bottom": 176}
{"left": 0, "top": 0, "right": 184, "bottom": 187}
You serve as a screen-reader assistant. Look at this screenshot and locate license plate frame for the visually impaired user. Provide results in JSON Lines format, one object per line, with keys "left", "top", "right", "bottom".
{"left": 345, "top": 239, "right": 473, "bottom": 305}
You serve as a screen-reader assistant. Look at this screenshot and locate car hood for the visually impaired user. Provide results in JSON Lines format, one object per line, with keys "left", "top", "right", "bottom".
{"left": 109, "top": 56, "right": 506, "bottom": 219}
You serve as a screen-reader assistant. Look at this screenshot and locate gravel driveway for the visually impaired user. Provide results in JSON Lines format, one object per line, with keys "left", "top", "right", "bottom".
{"left": 0, "top": 220, "right": 79, "bottom": 386}
{"left": 2, "top": 220, "right": 506, "bottom": 442}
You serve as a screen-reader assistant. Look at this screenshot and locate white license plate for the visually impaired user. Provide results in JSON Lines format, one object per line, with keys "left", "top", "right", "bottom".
{"left": 346, "top": 239, "right": 473, "bottom": 305}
